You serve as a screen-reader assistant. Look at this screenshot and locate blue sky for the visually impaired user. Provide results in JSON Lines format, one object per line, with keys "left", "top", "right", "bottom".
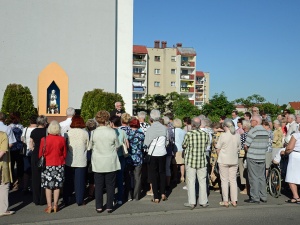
{"left": 133, "top": 0, "right": 300, "bottom": 105}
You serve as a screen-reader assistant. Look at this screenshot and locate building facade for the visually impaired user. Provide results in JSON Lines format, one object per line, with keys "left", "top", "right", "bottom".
{"left": 0, "top": 0, "right": 133, "bottom": 113}
{"left": 132, "top": 41, "right": 209, "bottom": 113}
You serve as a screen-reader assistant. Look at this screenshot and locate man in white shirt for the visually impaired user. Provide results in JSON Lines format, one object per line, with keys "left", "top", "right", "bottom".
{"left": 231, "top": 110, "right": 240, "bottom": 130}
{"left": 59, "top": 107, "right": 75, "bottom": 135}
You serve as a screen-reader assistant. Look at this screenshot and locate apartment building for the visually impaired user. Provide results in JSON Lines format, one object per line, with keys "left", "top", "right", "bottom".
{"left": 132, "top": 41, "right": 209, "bottom": 113}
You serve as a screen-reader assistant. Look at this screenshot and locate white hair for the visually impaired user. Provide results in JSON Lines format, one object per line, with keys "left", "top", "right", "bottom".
{"left": 137, "top": 111, "right": 147, "bottom": 119}
{"left": 66, "top": 107, "right": 75, "bottom": 117}
{"left": 162, "top": 116, "right": 169, "bottom": 125}
{"left": 223, "top": 118, "right": 235, "bottom": 135}
{"left": 150, "top": 109, "right": 161, "bottom": 121}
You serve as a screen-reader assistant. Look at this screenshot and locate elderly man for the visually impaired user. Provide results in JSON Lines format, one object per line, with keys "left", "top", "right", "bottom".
{"left": 284, "top": 114, "right": 297, "bottom": 146}
{"left": 244, "top": 115, "right": 269, "bottom": 204}
{"left": 110, "top": 102, "right": 125, "bottom": 118}
{"left": 231, "top": 110, "right": 240, "bottom": 130}
{"left": 59, "top": 107, "right": 75, "bottom": 135}
{"left": 182, "top": 117, "right": 209, "bottom": 209}
{"left": 0, "top": 131, "right": 15, "bottom": 216}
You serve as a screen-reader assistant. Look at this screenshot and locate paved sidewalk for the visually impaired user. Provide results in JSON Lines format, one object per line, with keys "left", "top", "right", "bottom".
{"left": 0, "top": 182, "right": 295, "bottom": 225}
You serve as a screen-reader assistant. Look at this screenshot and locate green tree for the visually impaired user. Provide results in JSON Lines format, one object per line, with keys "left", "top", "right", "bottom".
{"left": 172, "top": 98, "right": 200, "bottom": 119}
{"left": 1, "top": 84, "right": 36, "bottom": 126}
{"left": 80, "top": 89, "right": 124, "bottom": 121}
{"left": 201, "top": 92, "right": 235, "bottom": 122}
{"left": 235, "top": 94, "right": 266, "bottom": 111}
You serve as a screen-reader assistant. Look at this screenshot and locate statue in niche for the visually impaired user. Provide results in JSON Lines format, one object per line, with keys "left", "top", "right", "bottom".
{"left": 48, "top": 89, "right": 59, "bottom": 114}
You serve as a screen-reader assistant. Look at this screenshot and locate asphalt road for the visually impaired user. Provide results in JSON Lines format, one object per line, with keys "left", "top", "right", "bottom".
{"left": 1, "top": 182, "right": 300, "bottom": 225}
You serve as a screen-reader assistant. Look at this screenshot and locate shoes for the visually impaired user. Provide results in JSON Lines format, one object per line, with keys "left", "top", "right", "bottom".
{"left": 117, "top": 201, "right": 123, "bottom": 205}
{"left": 184, "top": 203, "right": 195, "bottom": 210}
{"left": 146, "top": 191, "right": 153, "bottom": 196}
{"left": 106, "top": 209, "right": 113, "bottom": 213}
{"left": 285, "top": 198, "right": 300, "bottom": 203}
{"left": 219, "top": 202, "right": 229, "bottom": 208}
{"left": 0, "top": 211, "right": 15, "bottom": 217}
{"left": 260, "top": 199, "right": 267, "bottom": 203}
{"left": 199, "top": 203, "right": 209, "bottom": 208}
{"left": 151, "top": 199, "right": 160, "bottom": 204}
{"left": 180, "top": 177, "right": 185, "bottom": 183}
{"left": 53, "top": 205, "right": 59, "bottom": 213}
{"left": 244, "top": 199, "right": 260, "bottom": 204}
{"left": 183, "top": 186, "right": 188, "bottom": 190}
{"left": 240, "top": 189, "right": 248, "bottom": 195}
{"left": 161, "top": 195, "right": 168, "bottom": 201}
{"left": 44, "top": 206, "right": 52, "bottom": 213}
{"left": 96, "top": 208, "right": 104, "bottom": 213}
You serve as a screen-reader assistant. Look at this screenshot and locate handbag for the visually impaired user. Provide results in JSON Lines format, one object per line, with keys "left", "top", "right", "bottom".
{"left": 20, "top": 127, "right": 28, "bottom": 155}
{"left": 122, "top": 141, "right": 129, "bottom": 157}
{"left": 144, "top": 137, "right": 159, "bottom": 164}
{"left": 37, "top": 137, "right": 46, "bottom": 170}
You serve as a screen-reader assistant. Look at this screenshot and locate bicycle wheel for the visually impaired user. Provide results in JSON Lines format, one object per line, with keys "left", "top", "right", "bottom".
{"left": 268, "top": 168, "right": 281, "bottom": 198}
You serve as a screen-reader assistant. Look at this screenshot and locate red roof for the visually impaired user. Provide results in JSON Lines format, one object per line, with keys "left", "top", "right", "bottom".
{"left": 289, "top": 102, "right": 300, "bottom": 110}
{"left": 196, "top": 71, "right": 204, "bottom": 77}
{"left": 133, "top": 45, "right": 148, "bottom": 54}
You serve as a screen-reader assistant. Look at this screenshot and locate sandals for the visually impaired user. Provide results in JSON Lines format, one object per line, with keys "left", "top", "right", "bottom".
{"left": 151, "top": 199, "right": 160, "bottom": 203}
{"left": 285, "top": 198, "right": 300, "bottom": 203}
{"left": 161, "top": 195, "right": 168, "bottom": 201}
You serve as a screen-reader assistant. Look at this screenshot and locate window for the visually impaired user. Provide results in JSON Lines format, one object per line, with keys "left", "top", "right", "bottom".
{"left": 154, "top": 56, "right": 160, "bottom": 61}
{"left": 154, "top": 81, "right": 160, "bottom": 87}
{"left": 133, "top": 67, "right": 143, "bottom": 73}
{"left": 181, "top": 69, "right": 188, "bottom": 75}
{"left": 154, "top": 69, "right": 160, "bottom": 75}
{"left": 133, "top": 93, "right": 143, "bottom": 99}
{"left": 171, "top": 82, "right": 176, "bottom": 87}
{"left": 171, "top": 56, "right": 176, "bottom": 62}
{"left": 171, "top": 69, "right": 176, "bottom": 74}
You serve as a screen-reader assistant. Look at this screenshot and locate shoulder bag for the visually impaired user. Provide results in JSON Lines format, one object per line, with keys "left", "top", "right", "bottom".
{"left": 144, "top": 137, "right": 159, "bottom": 164}
{"left": 37, "top": 137, "right": 46, "bottom": 170}
{"left": 21, "top": 127, "right": 28, "bottom": 155}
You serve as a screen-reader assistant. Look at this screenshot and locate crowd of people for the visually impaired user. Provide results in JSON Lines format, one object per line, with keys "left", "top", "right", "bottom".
{"left": 1, "top": 104, "right": 300, "bottom": 216}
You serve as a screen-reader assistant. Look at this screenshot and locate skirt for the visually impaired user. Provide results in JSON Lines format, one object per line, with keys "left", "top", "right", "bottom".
{"left": 41, "top": 165, "right": 65, "bottom": 189}
{"left": 285, "top": 152, "right": 300, "bottom": 185}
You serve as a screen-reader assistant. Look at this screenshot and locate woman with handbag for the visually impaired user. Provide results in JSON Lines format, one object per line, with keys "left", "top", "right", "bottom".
{"left": 89, "top": 110, "right": 120, "bottom": 213}
{"left": 144, "top": 109, "right": 168, "bottom": 203}
{"left": 110, "top": 115, "right": 129, "bottom": 205}
{"left": 39, "top": 120, "right": 67, "bottom": 213}
{"left": 29, "top": 115, "right": 48, "bottom": 206}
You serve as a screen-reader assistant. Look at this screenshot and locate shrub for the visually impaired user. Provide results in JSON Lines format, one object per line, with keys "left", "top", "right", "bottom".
{"left": 1, "top": 84, "right": 36, "bottom": 126}
{"left": 80, "top": 89, "right": 124, "bottom": 121}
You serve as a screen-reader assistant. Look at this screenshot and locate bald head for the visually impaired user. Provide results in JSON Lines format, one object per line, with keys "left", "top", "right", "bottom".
{"left": 192, "top": 117, "right": 201, "bottom": 129}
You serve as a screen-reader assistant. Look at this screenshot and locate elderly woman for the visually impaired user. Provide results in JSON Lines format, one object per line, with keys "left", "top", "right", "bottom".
{"left": 273, "top": 120, "right": 283, "bottom": 149}
{"left": 173, "top": 118, "right": 186, "bottom": 183}
{"left": 239, "top": 120, "right": 251, "bottom": 195}
{"left": 120, "top": 113, "right": 132, "bottom": 134}
{"left": 284, "top": 126, "right": 300, "bottom": 203}
{"left": 144, "top": 109, "right": 168, "bottom": 203}
{"left": 89, "top": 110, "right": 120, "bottom": 213}
{"left": 216, "top": 118, "right": 241, "bottom": 207}
{"left": 63, "top": 115, "right": 89, "bottom": 206}
{"left": 236, "top": 118, "right": 245, "bottom": 135}
{"left": 29, "top": 115, "right": 48, "bottom": 206}
{"left": 39, "top": 120, "right": 67, "bottom": 213}
{"left": 124, "top": 118, "right": 145, "bottom": 201}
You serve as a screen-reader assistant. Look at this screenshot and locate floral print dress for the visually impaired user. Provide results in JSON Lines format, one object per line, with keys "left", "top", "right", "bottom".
{"left": 127, "top": 129, "right": 145, "bottom": 166}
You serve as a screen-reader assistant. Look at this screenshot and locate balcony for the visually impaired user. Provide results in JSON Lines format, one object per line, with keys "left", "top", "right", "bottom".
{"left": 133, "top": 73, "right": 146, "bottom": 79}
{"left": 133, "top": 60, "right": 146, "bottom": 66}
{"left": 195, "top": 87, "right": 204, "bottom": 93}
{"left": 180, "top": 74, "right": 194, "bottom": 80}
{"left": 133, "top": 86, "right": 145, "bottom": 92}
{"left": 195, "top": 97, "right": 204, "bottom": 102}
{"left": 180, "top": 87, "right": 194, "bottom": 93}
{"left": 181, "top": 61, "right": 195, "bottom": 67}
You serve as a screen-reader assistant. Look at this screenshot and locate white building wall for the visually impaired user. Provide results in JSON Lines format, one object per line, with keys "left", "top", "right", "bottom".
{"left": 0, "top": 0, "right": 133, "bottom": 111}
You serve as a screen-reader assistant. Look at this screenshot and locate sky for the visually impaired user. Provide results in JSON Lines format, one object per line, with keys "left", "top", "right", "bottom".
{"left": 133, "top": 0, "right": 300, "bottom": 105}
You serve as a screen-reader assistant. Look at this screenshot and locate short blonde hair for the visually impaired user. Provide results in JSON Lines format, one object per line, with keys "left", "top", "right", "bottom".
{"left": 121, "top": 113, "right": 131, "bottom": 124}
{"left": 47, "top": 120, "right": 61, "bottom": 135}
{"left": 173, "top": 118, "right": 182, "bottom": 128}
